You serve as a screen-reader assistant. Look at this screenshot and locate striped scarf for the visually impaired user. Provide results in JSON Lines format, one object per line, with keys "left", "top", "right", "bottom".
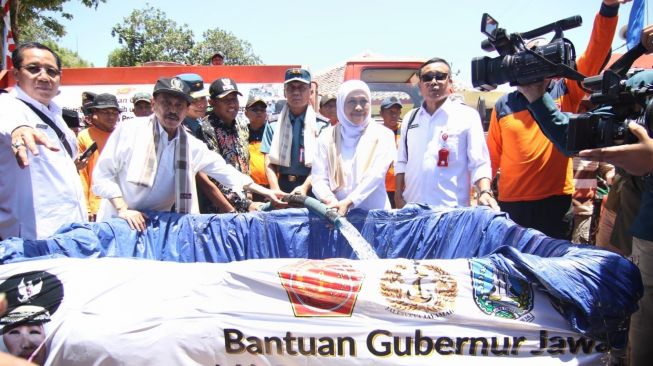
{"left": 126, "top": 115, "right": 197, "bottom": 213}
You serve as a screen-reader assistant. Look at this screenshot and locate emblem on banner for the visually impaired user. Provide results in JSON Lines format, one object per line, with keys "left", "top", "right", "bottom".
{"left": 279, "top": 259, "right": 364, "bottom": 317}
{"left": 380, "top": 260, "right": 457, "bottom": 318}
{"left": 469, "top": 259, "right": 534, "bottom": 321}
{"left": 0, "top": 271, "right": 64, "bottom": 326}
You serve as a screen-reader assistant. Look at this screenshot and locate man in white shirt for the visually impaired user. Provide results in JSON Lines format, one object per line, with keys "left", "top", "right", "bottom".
{"left": 0, "top": 42, "right": 86, "bottom": 240}
{"left": 92, "top": 77, "right": 285, "bottom": 231}
{"left": 394, "top": 57, "right": 498, "bottom": 210}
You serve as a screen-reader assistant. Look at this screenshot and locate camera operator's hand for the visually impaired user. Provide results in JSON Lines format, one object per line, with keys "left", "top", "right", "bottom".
{"left": 602, "top": 0, "right": 631, "bottom": 6}
{"left": 579, "top": 122, "right": 653, "bottom": 176}
{"left": 640, "top": 24, "right": 653, "bottom": 52}
{"left": 516, "top": 80, "right": 549, "bottom": 103}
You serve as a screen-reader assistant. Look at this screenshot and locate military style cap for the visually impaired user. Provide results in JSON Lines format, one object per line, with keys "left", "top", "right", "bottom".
{"left": 153, "top": 77, "right": 193, "bottom": 103}
{"left": 91, "top": 93, "right": 120, "bottom": 110}
{"left": 209, "top": 77, "right": 242, "bottom": 99}
{"left": 131, "top": 92, "right": 152, "bottom": 104}
{"left": 176, "top": 73, "right": 210, "bottom": 99}
{"left": 319, "top": 94, "right": 336, "bottom": 107}
{"left": 81, "top": 91, "right": 97, "bottom": 115}
{"left": 380, "top": 96, "right": 403, "bottom": 110}
{"left": 0, "top": 271, "right": 64, "bottom": 328}
{"left": 246, "top": 95, "right": 267, "bottom": 109}
{"left": 284, "top": 68, "right": 311, "bottom": 85}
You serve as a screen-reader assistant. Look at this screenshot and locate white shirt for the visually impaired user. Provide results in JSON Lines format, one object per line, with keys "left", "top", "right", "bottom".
{"left": 92, "top": 118, "right": 253, "bottom": 220}
{"left": 0, "top": 87, "right": 86, "bottom": 240}
{"left": 311, "top": 123, "right": 395, "bottom": 210}
{"left": 395, "top": 98, "right": 491, "bottom": 207}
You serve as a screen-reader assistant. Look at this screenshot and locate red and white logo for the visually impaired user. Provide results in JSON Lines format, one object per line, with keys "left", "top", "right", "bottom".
{"left": 279, "top": 259, "right": 364, "bottom": 317}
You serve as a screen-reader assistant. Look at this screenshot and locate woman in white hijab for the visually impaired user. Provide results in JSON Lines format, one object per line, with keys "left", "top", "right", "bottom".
{"left": 311, "top": 80, "right": 396, "bottom": 215}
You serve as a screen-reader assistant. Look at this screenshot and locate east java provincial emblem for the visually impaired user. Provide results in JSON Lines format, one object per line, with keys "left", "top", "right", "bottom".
{"left": 469, "top": 259, "right": 534, "bottom": 321}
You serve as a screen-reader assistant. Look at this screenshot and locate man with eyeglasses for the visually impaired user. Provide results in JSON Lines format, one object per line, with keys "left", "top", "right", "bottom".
{"left": 77, "top": 93, "right": 121, "bottom": 221}
{"left": 395, "top": 57, "right": 497, "bottom": 211}
{"left": 261, "top": 68, "right": 329, "bottom": 195}
{"left": 486, "top": 0, "right": 623, "bottom": 240}
{"left": 194, "top": 77, "right": 259, "bottom": 213}
{"left": 0, "top": 42, "right": 86, "bottom": 240}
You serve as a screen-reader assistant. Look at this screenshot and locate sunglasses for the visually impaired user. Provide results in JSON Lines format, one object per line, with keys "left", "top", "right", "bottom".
{"left": 21, "top": 64, "right": 61, "bottom": 78}
{"left": 420, "top": 72, "right": 448, "bottom": 83}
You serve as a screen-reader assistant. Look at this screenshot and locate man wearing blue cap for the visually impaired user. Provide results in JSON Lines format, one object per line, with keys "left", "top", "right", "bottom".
{"left": 176, "top": 73, "right": 210, "bottom": 138}
{"left": 260, "top": 68, "right": 329, "bottom": 195}
{"left": 92, "top": 76, "right": 285, "bottom": 231}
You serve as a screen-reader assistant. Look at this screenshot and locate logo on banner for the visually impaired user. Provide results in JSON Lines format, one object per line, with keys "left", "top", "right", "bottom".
{"left": 380, "top": 260, "right": 457, "bottom": 318}
{"left": 279, "top": 259, "right": 364, "bottom": 317}
{"left": 469, "top": 259, "right": 534, "bottom": 321}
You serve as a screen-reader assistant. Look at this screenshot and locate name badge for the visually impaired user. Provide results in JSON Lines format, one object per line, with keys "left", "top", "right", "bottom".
{"left": 408, "top": 124, "right": 420, "bottom": 130}
{"left": 36, "top": 124, "right": 49, "bottom": 130}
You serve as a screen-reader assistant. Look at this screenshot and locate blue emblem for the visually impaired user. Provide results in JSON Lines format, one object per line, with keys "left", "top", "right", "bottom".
{"left": 469, "top": 259, "right": 534, "bottom": 321}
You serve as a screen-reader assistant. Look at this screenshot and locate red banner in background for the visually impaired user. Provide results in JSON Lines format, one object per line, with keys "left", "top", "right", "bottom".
{"left": 2, "top": 0, "right": 14, "bottom": 69}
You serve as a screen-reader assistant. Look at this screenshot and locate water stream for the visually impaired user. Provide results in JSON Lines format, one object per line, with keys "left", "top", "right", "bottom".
{"left": 335, "top": 218, "right": 379, "bottom": 260}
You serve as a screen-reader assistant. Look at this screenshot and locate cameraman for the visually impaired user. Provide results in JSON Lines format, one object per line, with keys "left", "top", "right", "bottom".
{"left": 519, "top": 25, "right": 653, "bottom": 366}
{"left": 486, "top": 0, "right": 627, "bottom": 240}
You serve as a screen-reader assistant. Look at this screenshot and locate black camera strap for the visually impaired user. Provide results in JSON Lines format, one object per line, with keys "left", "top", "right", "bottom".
{"left": 403, "top": 107, "right": 420, "bottom": 160}
{"left": 19, "top": 99, "right": 74, "bottom": 158}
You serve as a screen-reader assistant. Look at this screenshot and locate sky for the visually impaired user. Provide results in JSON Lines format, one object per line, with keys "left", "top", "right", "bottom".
{"left": 54, "top": 0, "right": 652, "bottom": 87}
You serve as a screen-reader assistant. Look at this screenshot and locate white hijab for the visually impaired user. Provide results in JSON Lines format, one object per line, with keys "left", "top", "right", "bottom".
{"left": 336, "top": 80, "right": 372, "bottom": 149}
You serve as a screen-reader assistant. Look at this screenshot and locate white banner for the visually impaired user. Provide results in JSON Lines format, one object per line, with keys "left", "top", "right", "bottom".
{"left": 0, "top": 257, "right": 609, "bottom": 365}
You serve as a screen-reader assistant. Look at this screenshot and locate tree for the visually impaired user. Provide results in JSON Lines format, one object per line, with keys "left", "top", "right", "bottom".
{"left": 43, "top": 40, "right": 92, "bottom": 67}
{"left": 108, "top": 5, "right": 195, "bottom": 66}
{"left": 8, "top": 0, "right": 105, "bottom": 44}
{"left": 107, "top": 5, "right": 263, "bottom": 66}
{"left": 191, "top": 28, "right": 262, "bottom": 66}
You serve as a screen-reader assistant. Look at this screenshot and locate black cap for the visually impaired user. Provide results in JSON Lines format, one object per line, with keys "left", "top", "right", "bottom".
{"left": 62, "top": 108, "right": 82, "bottom": 128}
{"left": 284, "top": 68, "right": 311, "bottom": 84}
{"left": 91, "top": 93, "right": 120, "bottom": 110}
{"left": 153, "top": 77, "right": 193, "bottom": 103}
{"left": 209, "top": 78, "right": 242, "bottom": 99}
{"left": 380, "top": 96, "right": 403, "bottom": 110}
{"left": 0, "top": 271, "right": 64, "bottom": 328}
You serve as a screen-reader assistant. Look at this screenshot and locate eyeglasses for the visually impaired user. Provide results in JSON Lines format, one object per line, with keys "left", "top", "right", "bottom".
{"left": 420, "top": 72, "right": 448, "bottom": 83}
{"left": 21, "top": 64, "right": 61, "bottom": 78}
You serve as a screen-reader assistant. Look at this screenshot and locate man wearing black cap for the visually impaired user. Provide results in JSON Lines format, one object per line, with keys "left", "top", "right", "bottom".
{"left": 260, "top": 68, "right": 329, "bottom": 195}
{"left": 92, "top": 77, "right": 285, "bottom": 231}
{"left": 195, "top": 77, "right": 255, "bottom": 213}
{"left": 77, "top": 93, "right": 120, "bottom": 221}
{"left": 380, "top": 96, "right": 403, "bottom": 207}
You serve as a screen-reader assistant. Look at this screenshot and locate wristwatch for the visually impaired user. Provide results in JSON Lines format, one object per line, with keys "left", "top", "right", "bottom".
{"left": 479, "top": 189, "right": 495, "bottom": 199}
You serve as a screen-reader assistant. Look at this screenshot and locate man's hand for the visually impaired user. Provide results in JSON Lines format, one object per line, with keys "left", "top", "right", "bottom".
{"left": 118, "top": 209, "right": 148, "bottom": 232}
{"left": 327, "top": 198, "right": 353, "bottom": 217}
{"left": 477, "top": 191, "right": 500, "bottom": 211}
{"left": 10, "top": 126, "right": 60, "bottom": 168}
{"left": 394, "top": 191, "right": 406, "bottom": 209}
{"left": 75, "top": 156, "right": 90, "bottom": 170}
{"left": 579, "top": 122, "right": 653, "bottom": 176}
{"left": 517, "top": 80, "right": 549, "bottom": 103}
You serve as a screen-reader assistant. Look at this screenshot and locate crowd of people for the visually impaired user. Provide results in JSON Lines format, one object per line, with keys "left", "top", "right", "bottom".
{"left": 0, "top": 0, "right": 652, "bottom": 365}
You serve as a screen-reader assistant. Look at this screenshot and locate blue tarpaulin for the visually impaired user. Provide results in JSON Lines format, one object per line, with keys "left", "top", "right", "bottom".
{"left": 0, "top": 204, "right": 642, "bottom": 348}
